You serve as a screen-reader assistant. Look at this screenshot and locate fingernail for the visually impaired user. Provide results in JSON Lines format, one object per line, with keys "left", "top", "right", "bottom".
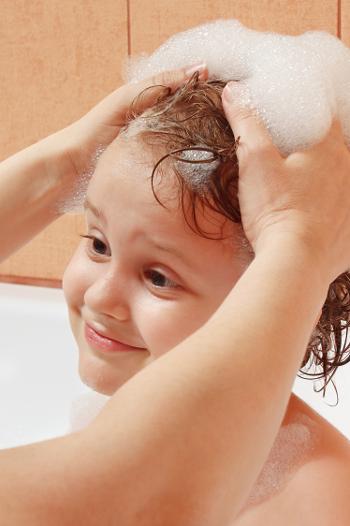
{"left": 185, "top": 62, "right": 207, "bottom": 77}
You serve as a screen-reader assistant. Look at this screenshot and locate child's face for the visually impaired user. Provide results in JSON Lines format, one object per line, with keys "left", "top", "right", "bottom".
{"left": 63, "top": 136, "right": 251, "bottom": 395}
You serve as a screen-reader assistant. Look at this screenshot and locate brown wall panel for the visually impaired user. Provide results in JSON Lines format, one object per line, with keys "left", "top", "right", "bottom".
{"left": 0, "top": 0, "right": 128, "bottom": 285}
{"left": 341, "top": 0, "right": 350, "bottom": 45}
{"left": 0, "top": 215, "right": 86, "bottom": 283}
{"left": 0, "top": 1, "right": 128, "bottom": 158}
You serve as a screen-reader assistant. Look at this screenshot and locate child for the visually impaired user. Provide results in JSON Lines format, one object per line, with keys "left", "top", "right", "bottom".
{"left": 1, "top": 66, "right": 349, "bottom": 524}
{"left": 62, "top": 73, "right": 350, "bottom": 523}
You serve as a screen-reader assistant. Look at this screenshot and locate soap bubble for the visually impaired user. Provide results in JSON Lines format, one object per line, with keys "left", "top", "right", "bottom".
{"left": 123, "top": 19, "right": 350, "bottom": 157}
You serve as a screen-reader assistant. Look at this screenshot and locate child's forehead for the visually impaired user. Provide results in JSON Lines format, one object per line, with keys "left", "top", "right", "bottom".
{"left": 90, "top": 136, "right": 241, "bottom": 248}
{"left": 108, "top": 134, "right": 158, "bottom": 166}
{"left": 89, "top": 139, "right": 179, "bottom": 213}
{"left": 94, "top": 135, "right": 178, "bottom": 199}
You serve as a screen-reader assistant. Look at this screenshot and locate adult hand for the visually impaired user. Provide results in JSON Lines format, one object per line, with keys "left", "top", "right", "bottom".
{"left": 50, "top": 64, "right": 208, "bottom": 182}
{"left": 222, "top": 82, "right": 350, "bottom": 284}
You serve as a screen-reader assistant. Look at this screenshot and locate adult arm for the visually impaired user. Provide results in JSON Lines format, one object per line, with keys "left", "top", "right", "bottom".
{"left": 0, "top": 65, "right": 204, "bottom": 263}
{"left": 0, "top": 134, "right": 68, "bottom": 262}
{"left": 0, "top": 236, "right": 329, "bottom": 526}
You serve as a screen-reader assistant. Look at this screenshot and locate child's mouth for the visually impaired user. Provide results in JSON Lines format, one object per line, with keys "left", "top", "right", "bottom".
{"left": 84, "top": 323, "right": 147, "bottom": 353}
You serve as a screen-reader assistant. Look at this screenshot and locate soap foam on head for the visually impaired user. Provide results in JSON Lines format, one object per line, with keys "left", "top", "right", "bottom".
{"left": 59, "top": 19, "right": 350, "bottom": 213}
{"left": 173, "top": 148, "right": 220, "bottom": 196}
{"left": 122, "top": 19, "right": 350, "bottom": 157}
{"left": 56, "top": 144, "right": 106, "bottom": 214}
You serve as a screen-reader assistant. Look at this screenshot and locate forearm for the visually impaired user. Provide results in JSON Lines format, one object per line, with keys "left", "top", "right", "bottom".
{"left": 0, "top": 133, "right": 70, "bottom": 261}
{"left": 0, "top": 238, "right": 328, "bottom": 526}
{"left": 80, "top": 237, "right": 329, "bottom": 525}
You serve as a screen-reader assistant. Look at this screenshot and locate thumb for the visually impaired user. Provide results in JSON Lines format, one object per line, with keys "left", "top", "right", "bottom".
{"left": 222, "top": 81, "right": 280, "bottom": 166}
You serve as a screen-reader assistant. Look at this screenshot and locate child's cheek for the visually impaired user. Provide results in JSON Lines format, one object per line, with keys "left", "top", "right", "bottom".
{"left": 132, "top": 294, "right": 190, "bottom": 358}
{"left": 62, "top": 242, "right": 90, "bottom": 309}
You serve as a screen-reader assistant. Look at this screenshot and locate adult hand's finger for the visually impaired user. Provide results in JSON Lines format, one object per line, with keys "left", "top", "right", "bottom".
{"left": 129, "top": 62, "right": 208, "bottom": 103}
{"left": 89, "top": 63, "right": 208, "bottom": 127}
{"left": 118, "top": 63, "right": 208, "bottom": 117}
{"left": 221, "top": 81, "right": 281, "bottom": 166}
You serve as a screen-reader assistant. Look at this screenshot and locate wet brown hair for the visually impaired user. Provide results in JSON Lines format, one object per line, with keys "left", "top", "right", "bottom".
{"left": 121, "top": 72, "right": 350, "bottom": 403}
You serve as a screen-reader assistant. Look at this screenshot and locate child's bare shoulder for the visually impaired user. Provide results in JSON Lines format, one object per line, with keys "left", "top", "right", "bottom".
{"left": 287, "top": 396, "right": 350, "bottom": 525}
{"left": 289, "top": 443, "right": 350, "bottom": 524}
{"left": 233, "top": 394, "right": 350, "bottom": 525}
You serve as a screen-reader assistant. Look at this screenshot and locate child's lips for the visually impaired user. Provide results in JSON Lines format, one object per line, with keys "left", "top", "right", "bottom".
{"left": 84, "top": 323, "right": 147, "bottom": 352}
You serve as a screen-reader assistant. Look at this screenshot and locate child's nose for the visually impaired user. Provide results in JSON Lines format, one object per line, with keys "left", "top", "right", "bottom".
{"left": 84, "top": 270, "right": 130, "bottom": 321}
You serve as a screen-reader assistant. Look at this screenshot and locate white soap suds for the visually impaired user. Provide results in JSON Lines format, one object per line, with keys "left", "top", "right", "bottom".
{"left": 122, "top": 19, "right": 350, "bottom": 157}
{"left": 69, "top": 390, "right": 110, "bottom": 432}
{"left": 59, "top": 20, "right": 350, "bottom": 212}
{"left": 242, "top": 412, "right": 318, "bottom": 509}
{"left": 174, "top": 147, "right": 220, "bottom": 194}
{"left": 56, "top": 144, "right": 106, "bottom": 214}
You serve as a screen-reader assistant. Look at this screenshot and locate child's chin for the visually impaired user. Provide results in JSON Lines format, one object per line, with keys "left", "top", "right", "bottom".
{"left": 78, "top": 356, "right": 126, "bottom": 396}
{"left": 81, "top": 376, "right": 118, "bottom": 396}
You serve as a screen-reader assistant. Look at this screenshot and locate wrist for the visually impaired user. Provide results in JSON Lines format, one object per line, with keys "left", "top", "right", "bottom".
{"left": 31, "top": 130, "right": 79, "bottom": 214}
{"left": 255, "top": 231, "right": 331, "bottom": 290}
{"left": 0, "top": 132, "right": 76, "bottom": 260}
{"left": 37, "top": 130, "right": 76, "bottom": 184}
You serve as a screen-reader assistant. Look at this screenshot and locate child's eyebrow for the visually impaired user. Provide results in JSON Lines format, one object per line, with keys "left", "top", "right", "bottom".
{"left": 83, "top": 197, "right": 191, "bottom": 267}
{"left": 150, "top": 240, "right": 186, "bottom": 261}
{"left": 84, "top": 197, "right": 106, "bottom": 225}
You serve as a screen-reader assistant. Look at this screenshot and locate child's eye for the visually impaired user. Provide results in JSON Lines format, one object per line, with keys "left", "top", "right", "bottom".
{"left": 79, "top": 235, "right": 179, "bottom": 289}
{"left": 144, "top": 269, "right": 179, "bottom": 289}
{"left": 80, "top": 234, "right": 109, "bottom": 256}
